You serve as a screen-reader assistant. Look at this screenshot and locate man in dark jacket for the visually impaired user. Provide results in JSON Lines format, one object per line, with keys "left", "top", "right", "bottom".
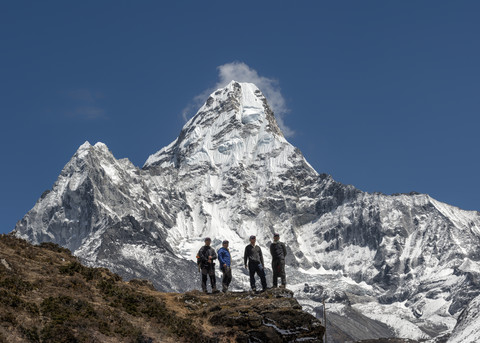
{"left": 270, "top": 233, "right": 287, "bottom": 288}
{"left": 244, "top": 235, "right": 267, "bottom": 292}
{"left": 217, "top": 240, "right": 232, "bottom": 293}
{"left": 197, "top": 237, "right": 218, "bottom": 293}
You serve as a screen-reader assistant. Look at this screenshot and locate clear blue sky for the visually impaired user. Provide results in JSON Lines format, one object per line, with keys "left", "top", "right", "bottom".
{"left": 1, "top": 1, "right": 479, "bottom": 234}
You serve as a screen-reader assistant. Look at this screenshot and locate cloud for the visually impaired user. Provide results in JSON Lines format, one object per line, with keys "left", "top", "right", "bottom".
{"left": 182, "top": 62, "right": 293, "bottom": 137}
{"left": 67, "top": 89, "right": 104, "bottom": 103}
{"left": 64, "top": 89, "right": 106, "bottom": 120}
{"left": 66, "top": 106, "right": 106, "bottom": 119}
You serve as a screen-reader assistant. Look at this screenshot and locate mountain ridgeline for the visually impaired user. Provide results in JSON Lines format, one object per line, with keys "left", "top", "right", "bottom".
{"left": 14, "top": 81, "right": 480, "bottom": 342}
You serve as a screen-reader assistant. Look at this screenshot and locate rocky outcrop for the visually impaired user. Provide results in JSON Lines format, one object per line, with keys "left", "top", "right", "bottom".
{"left": 180, "top": 289, "right": 324, "bottom": 342}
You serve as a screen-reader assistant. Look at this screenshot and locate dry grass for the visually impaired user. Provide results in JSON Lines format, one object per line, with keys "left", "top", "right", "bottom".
{"left": 0, "top": 234, "right": 216, "bottom": 343}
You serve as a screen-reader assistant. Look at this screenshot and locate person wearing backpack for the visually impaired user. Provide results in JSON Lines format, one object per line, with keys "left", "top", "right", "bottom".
{"left": 270, "top": 233, "right": 287, "bottom": 288}
{"left": 217, "top": 240, "right": 232, "bottom": 293}
{"left": 244, "top": 235, "right": 267, "bottom": 292}
{"left": 196, "top": 237, "right": 218, "bottom": 293}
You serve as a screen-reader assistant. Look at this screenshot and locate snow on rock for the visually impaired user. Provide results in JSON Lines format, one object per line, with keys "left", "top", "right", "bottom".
{"left": 14, "top": 81, "right": 480, "bottom": 342}
{"left": 448, "top": 294, "right": 480, "bottom": 343}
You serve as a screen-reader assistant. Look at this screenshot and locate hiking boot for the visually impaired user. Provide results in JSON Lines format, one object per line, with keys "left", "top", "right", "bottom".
{"left": 279, "top": 284, "right": 286, "bottom": 289}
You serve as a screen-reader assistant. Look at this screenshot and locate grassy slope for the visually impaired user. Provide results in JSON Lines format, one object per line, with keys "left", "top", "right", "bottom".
{"left": 0, "top": 234, "right": 214, "bottom": 343}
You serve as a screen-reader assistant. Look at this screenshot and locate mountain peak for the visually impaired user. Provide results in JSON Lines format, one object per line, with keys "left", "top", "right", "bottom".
{"left": 144, "top": 81, "right": 286, "bottom": 169}
{"left": 73, "top": 141, "right": 111, "bottom": 160}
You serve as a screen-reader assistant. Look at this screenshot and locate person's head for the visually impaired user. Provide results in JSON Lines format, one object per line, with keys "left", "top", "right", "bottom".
{"left": 273, "top": 233, "right": 280, "bottom": 242}
{"left": 222, "top": 240, "right": 229, "bottom": 248}
{"left": 204, "top": 237, "right": 211, "bottom": 246}
{"left": 249, "top": 235, "right": 256, "bottom": 245}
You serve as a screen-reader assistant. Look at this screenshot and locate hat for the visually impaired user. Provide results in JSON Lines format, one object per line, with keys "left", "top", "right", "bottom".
{"left": 273, "top": 233, "right": 280, "bottom": 237}
{"left": 204, "top": 237, "right": 211, "bottom": 242}
{"left": 249, "top": 235, "right": 256, "bottom": 240}
{"left": 222, "top": 240, "right": 229, "bottom": 245}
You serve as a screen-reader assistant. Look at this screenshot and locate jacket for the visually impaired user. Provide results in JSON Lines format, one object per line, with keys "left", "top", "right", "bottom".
{"left": 217, "top": 247, "right": 231, "bottom": 268}
{"left": 197, "top": 245, "right": 217, "bottom": 268}
{"left": 244, "top": 244, "right": 264, "bottom": 266}
{"left": 270, "top": 241, "right": 287, "bottom": 261}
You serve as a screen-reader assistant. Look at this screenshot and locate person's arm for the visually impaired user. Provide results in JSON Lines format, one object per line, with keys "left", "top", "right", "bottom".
{"left": 211, "top": 248, "right": 217, "bottom": 261}
{"left": 218, "top": 249, "right": 224, "bottom": 265}
{"left": 244, "top": 246, "right": 248, "bottom": 267}
{"left": 259, "top": 247, "right": 264, "bottom": 267}
{"left": 270, "top": 243, "right": 274, "bottom": 257}
{"left": 282, "top": 243, "right": 287, "bottom": 257}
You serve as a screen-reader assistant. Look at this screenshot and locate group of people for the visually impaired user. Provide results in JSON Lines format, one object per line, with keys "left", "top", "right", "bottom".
{"left": 196, "top": 233, "right": 287, "bottom": 293}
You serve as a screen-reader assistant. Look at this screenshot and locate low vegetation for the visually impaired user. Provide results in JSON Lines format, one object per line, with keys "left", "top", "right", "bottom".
{"left": 0, "top": 234, "right": 214, "bottom": 343}
{"left": 0, "top": 234, "right": 324, "bottom": 342}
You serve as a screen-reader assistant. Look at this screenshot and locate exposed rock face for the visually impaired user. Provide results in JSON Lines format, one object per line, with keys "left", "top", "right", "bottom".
{"left": 14, "top": 141, "right": 199, "bottom": 292}
{"left": 180, "top": 289, "right": 324, "bottom": 343}
{"left": 14, "top": 81, "right": 480, "bottom": 342}
{"left": 447, "top": 293, "right": 480, "bottom": 343}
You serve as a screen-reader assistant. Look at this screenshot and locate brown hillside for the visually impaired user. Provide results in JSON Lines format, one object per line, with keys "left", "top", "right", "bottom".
{"left": 0, "top": 234, "right": 324, "bottom": 343}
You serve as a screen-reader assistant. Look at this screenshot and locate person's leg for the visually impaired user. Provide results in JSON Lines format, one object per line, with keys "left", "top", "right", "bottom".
{"left": 272, "top": 260, "right": 278, "bottom": 287}
{"left": 221, "top": 267, "right": 228, "bottom": 292}
{"left": 249, "top": 263, "right": 256, "bottom": 290}
{"left": 201, "top": 268, "right": 208, "bottom": 292}
{"left": 257, "top": 263, "right": 267, "bottom": 291}
{"left": 226, "top": 267, "right": 232, "bottom": 288}
{"left": 280, "top": 260, "right": 286, "bottom": 287}
{"left": 209, "top": 266, "right": 217, "bottom": 291}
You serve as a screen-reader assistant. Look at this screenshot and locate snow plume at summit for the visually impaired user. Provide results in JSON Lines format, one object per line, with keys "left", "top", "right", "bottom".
{"left": 182, "top": 62, "right": 294, "bottom": 137}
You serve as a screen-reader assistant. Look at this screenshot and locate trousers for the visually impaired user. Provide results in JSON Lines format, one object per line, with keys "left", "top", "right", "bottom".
{"left": 201, "top": 264, "right": 216, "bottom": 291}
{"left": 248, "top": 261, "right": 267, "bottom": 291}
{"left": 272, "top": 259, "right": 286, "bottom": 287}
{"left": 221, "top": 266, "right": 232, "bottom": 291}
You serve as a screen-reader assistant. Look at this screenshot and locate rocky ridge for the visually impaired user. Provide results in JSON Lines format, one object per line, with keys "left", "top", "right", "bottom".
{"left": 0, "top": 234, "right": 324, "bottom": 343}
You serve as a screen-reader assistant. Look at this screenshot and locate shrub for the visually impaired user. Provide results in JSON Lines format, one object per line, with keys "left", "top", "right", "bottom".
{"left": 0, "top": 312, "right": 17, "bottom": 325}
{"left": 40, "top": 296, "right": 97, "bottom": 325}
{"left": 40, "top": 323, "right": 77, "bottom": 343}
{"left": 0, "top": 276, "right": 33, "bottom": 294}
{"left": 0, "top": 289, "right": 26, "bottom": 308}
{"left": 38, "top": 242, "right": 72, "bottom": 255}
{"left": 20, "top": 326, "right": 40, "bottom": 343}
{"left": 58, "top": 261, "right": 103, "bottom": 281}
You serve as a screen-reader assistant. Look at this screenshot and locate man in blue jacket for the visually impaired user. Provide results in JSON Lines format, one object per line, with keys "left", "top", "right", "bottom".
{"left": 217, "top": 240, "right": 232, "bottom": 293}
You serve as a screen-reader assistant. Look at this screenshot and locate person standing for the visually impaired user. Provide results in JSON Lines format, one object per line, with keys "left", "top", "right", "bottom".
{"left": 244, "top": 235, "right": 267, "bottom": 292}
{"left": 196, "top": 237, "right": 218, "bottom": 293}
{"left": 270, "top": 233, "right": 287, "bottom": 288}
{"left": 217, "top": 240, "right": 232, "bottom": 293}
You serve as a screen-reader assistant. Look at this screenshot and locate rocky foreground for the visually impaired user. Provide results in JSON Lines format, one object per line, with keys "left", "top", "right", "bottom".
{"left": 0, "top": 234, "right": 324, "bottom": 342}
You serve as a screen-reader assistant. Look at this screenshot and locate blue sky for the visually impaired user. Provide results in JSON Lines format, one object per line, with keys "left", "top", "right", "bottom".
{"left": 1, "top": 1, "right": 479, "bottom": 234}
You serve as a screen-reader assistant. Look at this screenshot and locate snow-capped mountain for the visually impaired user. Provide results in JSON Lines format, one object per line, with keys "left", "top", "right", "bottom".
{"left": 14, "top": 81, "right": 480, "bottom": 342}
